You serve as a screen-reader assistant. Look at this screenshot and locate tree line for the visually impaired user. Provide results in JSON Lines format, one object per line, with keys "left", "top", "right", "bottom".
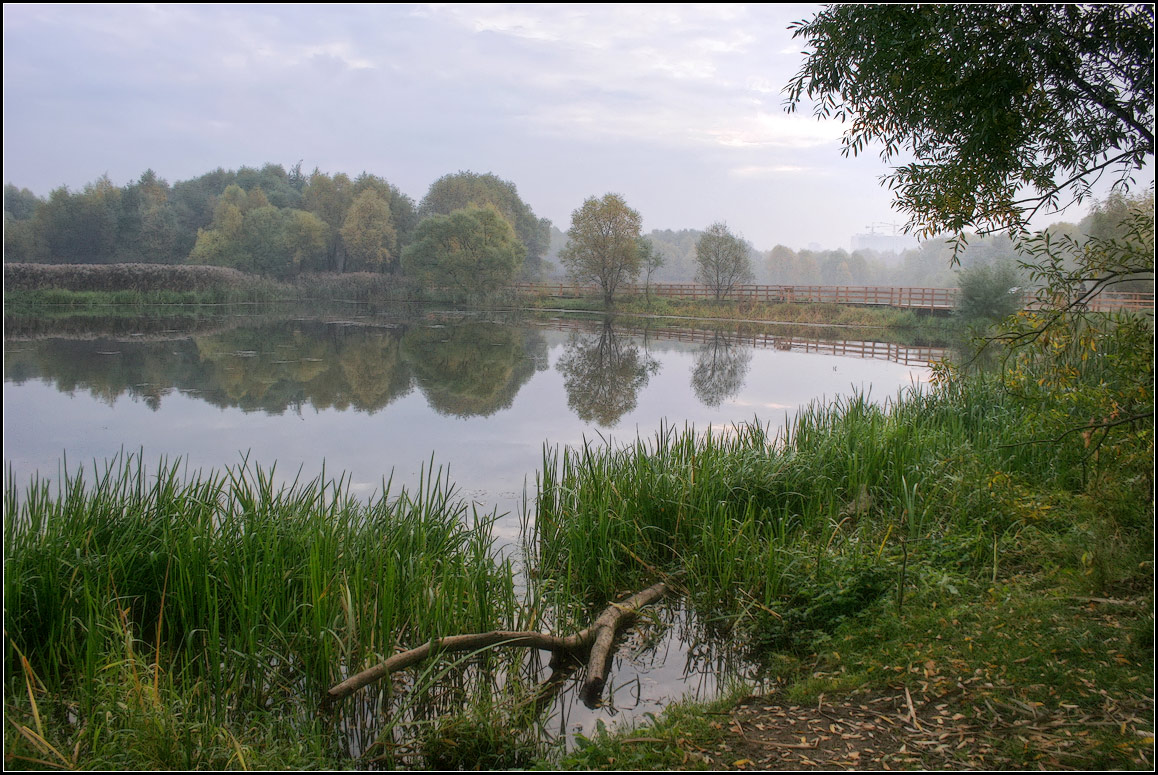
{"left": 4, "top": 165, "right": 552, "bottom": 298}
{"left": 5, "top": 164, "right": 1149, "bottom": 305}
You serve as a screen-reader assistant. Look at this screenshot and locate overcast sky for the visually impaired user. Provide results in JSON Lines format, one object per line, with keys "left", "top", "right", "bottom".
{"left": 0, "top": 3, "right": 1119, "bottom": 252}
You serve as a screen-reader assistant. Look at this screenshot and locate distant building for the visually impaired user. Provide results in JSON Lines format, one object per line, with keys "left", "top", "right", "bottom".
{"left": 851, "top": 232, "right": 919, "bottom": 256}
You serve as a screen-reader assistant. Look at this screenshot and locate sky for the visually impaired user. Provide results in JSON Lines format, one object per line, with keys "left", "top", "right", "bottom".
{"left": 0, "top": 3, "right": 1128, "bottom": 253}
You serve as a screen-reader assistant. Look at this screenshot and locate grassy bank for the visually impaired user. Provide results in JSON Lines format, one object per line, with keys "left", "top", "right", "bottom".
{"left": 533, "top": 375, "right": 1153, "bottom": 770}
{"left": 5, "top": 263, "right": 957, "bottom": 334}
{"left": 521, "top": 291, "right": 956, "bottom": 330}
{"left": 5, "top": 364, "right": 1149, "bottom": 768}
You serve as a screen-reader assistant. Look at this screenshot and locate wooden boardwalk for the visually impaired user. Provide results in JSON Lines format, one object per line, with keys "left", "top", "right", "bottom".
{"left": 541, "top": 318, "right": 949, "bottom": 367}
{"left": 516, "top": 282, "right": 1153, "bottom": 313}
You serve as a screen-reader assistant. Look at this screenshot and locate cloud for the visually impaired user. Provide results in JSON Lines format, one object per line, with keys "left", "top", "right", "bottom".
{"left": 729, "top": 164, "right": 815, "bottom": 178}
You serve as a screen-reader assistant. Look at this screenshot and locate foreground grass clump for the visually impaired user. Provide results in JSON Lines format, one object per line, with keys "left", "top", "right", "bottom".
{"left": 4, "top": 455, "right": 520, "bottom": 769}
{"left": 533, "top": 374, "right": 1102, "bottom": 615}
{"left": 530, "top": 367, "right": 1152, "bottom": 770}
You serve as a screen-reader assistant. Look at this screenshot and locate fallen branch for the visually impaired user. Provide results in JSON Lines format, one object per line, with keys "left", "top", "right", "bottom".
{"left": 325, "top": 579, "right": 671, "bottom": 708}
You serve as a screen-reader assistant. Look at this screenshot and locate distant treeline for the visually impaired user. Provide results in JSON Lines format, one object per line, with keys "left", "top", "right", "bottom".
{"left": 5, "top": 163, "right": 1150, "bottom": 292}
{"left": 540, "top": 191, "right": 1151, "bottom": 289}
{"left": 4, "top": 164, "right": 549, "bottom": 295}
{"left": 622, "top": 191, "right": 1148, "bottom": 289}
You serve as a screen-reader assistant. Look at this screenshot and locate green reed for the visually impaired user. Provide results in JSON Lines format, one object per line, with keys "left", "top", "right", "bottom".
{"left": 4, "top": 452, "right": 519, "bottom": 764}
{"left": 529, "top": 374, "right": 1103, "bottom": 629}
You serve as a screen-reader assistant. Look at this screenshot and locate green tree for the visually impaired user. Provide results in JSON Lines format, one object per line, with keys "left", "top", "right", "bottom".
{"left": 786, "top": 4, "right": 1153, "bottom": 448}
{"left": 955, "top": 262, "right": 1024, "bottom": 323}
{"left": 4, "top": 185, "right": 45, "bottom": 262}
{"left": 284, "top": 209, "right": 329, "bottom": 275}
{"left": 695, "top": 222, "right": 753, "bottom": 299}
{"left": 354, "top": 172, "right": 418, "bottom": 251}
{"left": 420, "top": 171, "right": 550, "bottom": 279}
{"left": 302, "top": 171, "right": 355, "bottom": 271}
{"left": 785, "top": 4, "right": 1154, "bottom": 240}
{"left": 402, "top": 204, "right": 524, "bottom": 297}
{"left": 559, "top": 194, "right": 644, "bottom": 306}
{"left": 340, "top": 189, "right": 397, "bottom": 273}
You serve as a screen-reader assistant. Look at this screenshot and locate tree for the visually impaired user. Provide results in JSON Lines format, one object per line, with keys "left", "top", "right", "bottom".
{"left": 302, "top": 171, "right": 355, "bottom": 271}
{"left": 420, "top": 171, "right": 551, "bottom": 280}
{"left": 402, "top": 204, "right": 524, "bottom": 297}
{"left": 785, "top": 4, "right": 1154, "bottom": 240}
{"left": 354, "top": 173, "right": 418, "bottom": 251}
{"left": 638, "top": 236, "right": 664, "bottom": 306}
{"left": 695, "top": 222, "right": 753, "bottom": 299}
{"left": 786, "top": 4, "right": 1153, "bottom": 453}
{"left": 955, "top": 262, "right": 1024, "bottom": 323}
{"left": 559, "top": 194, "right": 644, "bottom": 306}
{"left": 340, "top": 190, "right": 397, "bottom": 273}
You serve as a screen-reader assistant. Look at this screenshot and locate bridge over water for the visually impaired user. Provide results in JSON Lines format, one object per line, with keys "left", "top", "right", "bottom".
{"left": 517, "top": 282, "right": 1154, "bottom": 313}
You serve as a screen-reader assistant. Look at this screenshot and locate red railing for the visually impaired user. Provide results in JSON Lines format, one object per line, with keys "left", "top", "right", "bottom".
{"left": 515, "top": 282, "right": 1154, "bottom": 313}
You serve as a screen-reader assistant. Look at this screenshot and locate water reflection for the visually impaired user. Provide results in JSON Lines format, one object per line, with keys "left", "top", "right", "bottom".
{"left": 5, "top": 309, "right": 950, "bottom": 423}
{"left": 5, "top": 305, "right": 944, "bottom": 762}
{"left": 691, "top": 331, "right": 753, "bottom": 407}
{"left": 4, "top": 316, "right": 553, "bottom": 418}
{"left": 556, "top": 318, "right": 660, "bottom": 426}
{"left": 402, "top": 322, "right": 547, "bottom": 418}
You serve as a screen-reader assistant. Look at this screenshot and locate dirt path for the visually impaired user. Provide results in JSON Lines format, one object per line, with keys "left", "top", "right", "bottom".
{"left": 698, "top": 683, "right": 1153, "bottom": 770}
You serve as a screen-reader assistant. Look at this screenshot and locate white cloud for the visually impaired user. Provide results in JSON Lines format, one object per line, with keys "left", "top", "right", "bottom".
{"left": 729, "top": 164, "right": 814, "bottom": 178}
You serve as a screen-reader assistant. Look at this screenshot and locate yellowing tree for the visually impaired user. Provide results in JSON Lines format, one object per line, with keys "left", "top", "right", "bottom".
{"left": 340, "top": 190, "right": 396, "bottom": 272}
{"left": 695, "top": 222, "right": 753, "bottom": 299}
{"left": 559, "top": 193, "right": 643, "bottom": 306}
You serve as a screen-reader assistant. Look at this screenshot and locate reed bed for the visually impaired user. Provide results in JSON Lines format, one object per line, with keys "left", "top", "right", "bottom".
{"left": 4, "top": 453, "right": 520, "bottom": 768}
{"left": 529, "top": 375, "right": 1100, "bottom": 644}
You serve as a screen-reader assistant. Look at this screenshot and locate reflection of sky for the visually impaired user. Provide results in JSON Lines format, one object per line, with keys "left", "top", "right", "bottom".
{"left": 4, "top": 336, "right": 927, "bottom": 541}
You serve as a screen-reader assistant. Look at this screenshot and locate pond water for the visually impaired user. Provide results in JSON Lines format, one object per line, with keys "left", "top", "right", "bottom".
{"left": 3, "top": 303, "right": 944, "bottom": 745}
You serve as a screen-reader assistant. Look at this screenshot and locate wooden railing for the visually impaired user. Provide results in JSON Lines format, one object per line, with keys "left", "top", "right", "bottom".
{"left": 540, "top": 318, "right": 949, "bottom": 367}
{"left": 516, "top": 282, "right": 1153, "bottom": 313}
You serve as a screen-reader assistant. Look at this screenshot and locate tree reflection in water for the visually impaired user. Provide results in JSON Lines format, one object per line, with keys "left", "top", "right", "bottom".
{"left": 402, "top": 321, "right": 547, "bottom": 418}
{"left": 556, "top": 318, "right": 659, "bottom": 427}
{"left": 691, "top": 331, "right": 752, "bottom": 408}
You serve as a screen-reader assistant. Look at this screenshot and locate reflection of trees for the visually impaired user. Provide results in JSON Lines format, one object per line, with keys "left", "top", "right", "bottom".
{"left": 556, "top": 319, "right": 658, "bottom": 426}
{"left": 400, "top": 322, "right": 546, "bottom": 418}
{"left": 690, "top": 332, "right": 752, "bottom": 407}
{"left": 193, "top": 323, "right": 413, "bottom": 413}
{"left": 4, "top": 320, "right": 417, "bottom": 415}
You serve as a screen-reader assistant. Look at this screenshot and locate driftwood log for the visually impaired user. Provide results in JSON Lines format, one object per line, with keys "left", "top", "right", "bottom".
{"left": 325, "top": 580, "right": 670, "bottom": 708}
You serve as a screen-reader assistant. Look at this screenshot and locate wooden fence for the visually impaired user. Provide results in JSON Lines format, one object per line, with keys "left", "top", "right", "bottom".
{"left": 541, "top": 318, "right": 949, "bottom": 367}
{"left": 516, "top": 282, "right": 1154, "bottom": 313}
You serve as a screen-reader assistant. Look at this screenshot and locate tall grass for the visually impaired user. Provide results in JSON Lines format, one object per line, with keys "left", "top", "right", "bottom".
{"left": 4, "top": 453, "right": 519, "bottom": 767}
{"left": 528, "top": 374, "right": 1106, "bottom": 641}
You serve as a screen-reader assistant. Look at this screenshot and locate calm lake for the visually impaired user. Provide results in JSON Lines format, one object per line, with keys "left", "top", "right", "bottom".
{"left": 3, "top": 303, "right": 944, "bottom": 741}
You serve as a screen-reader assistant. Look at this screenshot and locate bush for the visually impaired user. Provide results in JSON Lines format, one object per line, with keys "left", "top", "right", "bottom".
{"left": 955, "top": 262, "right": 1024, "bottom": 321}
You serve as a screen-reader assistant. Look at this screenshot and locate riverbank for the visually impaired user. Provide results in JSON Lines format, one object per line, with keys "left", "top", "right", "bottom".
{"left": 530, "top": 381, "right": 1153, "bottom": 770}
{"left": 3, "top": 269, "right": 1151, "bottom": 770}
{"left": 4, "top": 364, "right": 1151, "bottom": 769}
